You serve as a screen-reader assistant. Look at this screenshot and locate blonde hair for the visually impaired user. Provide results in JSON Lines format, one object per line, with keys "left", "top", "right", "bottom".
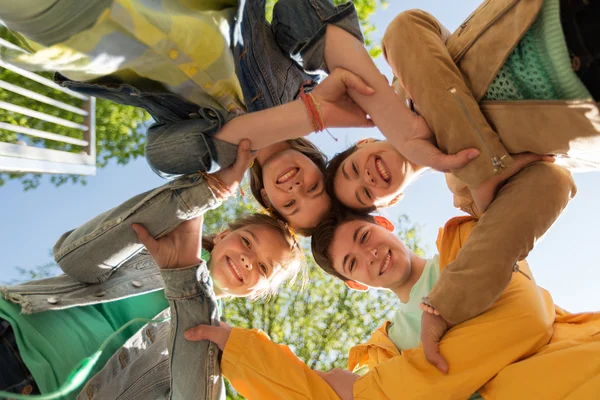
{"left": 202, "top": 213, "right": 304, "bottom": 299}
{"left": 249, "top": 138, "right": 327, "bottom": 236}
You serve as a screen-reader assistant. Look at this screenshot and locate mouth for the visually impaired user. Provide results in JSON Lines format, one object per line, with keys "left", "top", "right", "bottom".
{"left": 276, "top": 167, "right": 299, "bottom": 184}
{"left": 379, "top": 250, "right": 393, "bottom": 275}
{"left": 375, "top": 156, "right": 391, "bottom": 183}
{"left": 226, "top": 256, "right": 244, "bottom": 282}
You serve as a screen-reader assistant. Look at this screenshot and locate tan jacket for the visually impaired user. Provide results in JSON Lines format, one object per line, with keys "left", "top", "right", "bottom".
{"left": 382, "top": 1, "right": 582, "bottom": 323}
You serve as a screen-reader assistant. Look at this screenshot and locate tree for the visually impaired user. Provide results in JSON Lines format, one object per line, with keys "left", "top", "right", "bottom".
{"left": 0, "top": 0, "right": 385, "bottom": 191}
{"left": 6, "top": 192, "right": 424, "bottom": 399}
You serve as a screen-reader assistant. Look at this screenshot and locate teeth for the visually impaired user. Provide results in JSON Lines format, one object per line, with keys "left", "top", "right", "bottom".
{"left": 277, "top": 168, "right": 298, "bottom": 184}
{"left": 227, "top": 257, "right": 243, "bottom": 281}
{"left": 376, "top": 158, "right": 390, "bottom": 181}
{"left": 380, "top": 252, "right": 392, "bottom": 275}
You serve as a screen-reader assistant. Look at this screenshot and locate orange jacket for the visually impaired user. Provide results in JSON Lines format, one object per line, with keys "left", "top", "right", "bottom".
{"left": 222, "top": 217, "right": 600, "bottom": 399}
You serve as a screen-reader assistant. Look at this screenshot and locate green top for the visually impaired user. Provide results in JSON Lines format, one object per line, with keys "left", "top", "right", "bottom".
{"left": 484, "top": 0, "right": 591, "bottom": 101}
{"left": 0, "top": 291, "right": 168, "bottom": 399}
{"left": 386, "top": 256, "right": 483, "bottom": 400}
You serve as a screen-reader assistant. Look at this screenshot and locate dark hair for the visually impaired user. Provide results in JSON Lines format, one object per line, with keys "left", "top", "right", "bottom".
{"left": 311, "top": 208, "right": 375, "bottom": 281}
{"left": 202, "top": 213, "right": 303, "bottom": 299}
{"left": 249, "top": 138, "right": 328, "bottom": 236}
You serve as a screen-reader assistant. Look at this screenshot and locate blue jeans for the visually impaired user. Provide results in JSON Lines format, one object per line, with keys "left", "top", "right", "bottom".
{"left": 0, "top": 319, "right": 40, "bottom": 395}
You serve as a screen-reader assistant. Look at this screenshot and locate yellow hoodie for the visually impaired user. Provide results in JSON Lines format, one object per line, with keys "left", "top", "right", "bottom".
{"left": 222, "top": 217, "right": 600, "bottom": 399}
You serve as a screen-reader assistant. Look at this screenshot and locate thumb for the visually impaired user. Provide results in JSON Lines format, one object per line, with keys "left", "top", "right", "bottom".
{"left": 342, "top": 70, "right": 376, "bottom": 96}
{"left": 132, "top": 224, "right": 158, "bottom": 254}
{"left": 431, "top": 148, "right": 480, "bottom": 171}
{"left": 233, "top": 139, "right": 255, "bottom": 172}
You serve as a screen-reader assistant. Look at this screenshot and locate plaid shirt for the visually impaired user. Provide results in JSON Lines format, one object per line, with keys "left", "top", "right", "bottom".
{"left": 2, "top": 0, "right": 246, "bottom": 115}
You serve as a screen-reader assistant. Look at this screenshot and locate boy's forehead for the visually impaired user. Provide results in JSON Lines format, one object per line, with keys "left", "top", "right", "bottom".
{"left": 331, "top": 219, "right": 373, "bottom": 247}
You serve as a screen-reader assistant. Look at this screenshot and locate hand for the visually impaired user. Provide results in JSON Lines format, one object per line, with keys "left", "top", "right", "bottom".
{"left": 421, "top": 311, "right": 454, "bottom": 373}
{"left": 184, "top": 321, "right": 232, "bottom": 351}
{"left": 132, "top": 217, "right": 203, "bottom": 269}
{"left": 400, "top": 116, "right": 481, "bottom": 171}
{"left": 311, "top": 68, "right": 375, "bottom": 129}
{"left": 315, "top": 368, "right": 358, "bottom": 400}
{"left": 213, "top": 139, "right": 256, "bottom": 194}
{"left": 470, "top": 153, "right": 555, "bottom": 213}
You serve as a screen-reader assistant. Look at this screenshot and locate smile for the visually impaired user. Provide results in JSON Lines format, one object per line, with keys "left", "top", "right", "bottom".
{"left": 227, "top": 256, "right": 244, "bottom": 282}
{"left": 375, "top": 156, "right": 391, "bottom": 183}
{"left": 276, "top": 167, "right": 299, "bottom": 184}
{"left": 379, "top": 250, "right": 392, "bottom": 275}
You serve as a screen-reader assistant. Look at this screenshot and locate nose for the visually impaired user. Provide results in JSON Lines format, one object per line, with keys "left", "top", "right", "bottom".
{"left": 287, "top": 179, "right": 302, "bottom": 192}
{"left": 367, "top": 248, "right": 378, "bottom": 265}
{"left": 240, "top": 254, "right": 253, "bottom": 271}
{"left": 364, "top": 169, "right": 375, "bottom": 186}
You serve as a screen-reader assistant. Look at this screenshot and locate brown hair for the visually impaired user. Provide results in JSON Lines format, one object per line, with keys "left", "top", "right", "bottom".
{"left": 249, "top": 138, "right": 327, "bottom": 236}
{"left": 310, "top": 208, "right": 375, "bottom": 281}
{"left": 202, "top": 213, "right": 304, "bottom": 299}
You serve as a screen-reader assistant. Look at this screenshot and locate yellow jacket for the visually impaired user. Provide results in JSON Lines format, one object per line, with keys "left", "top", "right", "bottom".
{"left": 221, "top": 217, "right": 600, "bottom": 399}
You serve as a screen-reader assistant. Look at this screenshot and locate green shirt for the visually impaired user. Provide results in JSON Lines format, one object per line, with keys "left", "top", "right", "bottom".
{"left": 386, "top": 256, "right": 483, "bottom": 400}
{"left": 0, "top": 291, "right": 168, "bottom": 399}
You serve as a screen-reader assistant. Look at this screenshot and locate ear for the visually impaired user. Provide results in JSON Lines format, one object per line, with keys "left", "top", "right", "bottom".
{"left": 260, "top": 188, "right": 271, "bottom": 208}
{"left": 374, "top": 216, "right": 395, "bottom": 232}
{"left": 387, "top": 193, "right": 404, "bottom": 207}
{"left": 345, "top": 280, "right": 369, "bottom": 292}
{"left": 213, "top": 229, "right": 230, "bottom": 244}
{"left": 356, "top": 138, "right": 376, "bottom": 148}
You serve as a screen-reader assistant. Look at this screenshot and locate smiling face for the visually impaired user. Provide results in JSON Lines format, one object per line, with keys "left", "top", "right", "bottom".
{"left": 209, "top": 224, "right": 293, "bottom": 298}
{"left": 333, "top": 140, "right": 410, "bottom": 210}
{"left": 328, "top": 219, "right": 413, "bottom": 291}
{"left": 260, "top": 148, "right": 332, "bottom": 230}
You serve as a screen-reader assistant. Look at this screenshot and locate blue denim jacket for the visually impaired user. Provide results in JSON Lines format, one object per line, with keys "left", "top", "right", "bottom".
{"left": 55, "top": 0, "right": 363, "bottom": 177}
{"left": 1, "top": 253, "right": 221, "bottom": 400}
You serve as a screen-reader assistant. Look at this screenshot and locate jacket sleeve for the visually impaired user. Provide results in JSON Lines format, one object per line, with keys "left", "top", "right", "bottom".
{"left": 53, "top": 174, "right": 221, "bottom": 283}
{"left": 161, "top": 264, "right": 224, "bottom": 400}
{"left": 429, "top": 162, "right": 576, "bottom": 324}
{"left": 354, "top": 267, "right": 555, "bottom": 400}
{"left": 382, "top": 9, "right": 512, "bottom": 188}
{"left": 145, "top": 119, "right": 239, "bottom": 177}
{"left": 221, "top": 327, "right": 341, "bottom": 400}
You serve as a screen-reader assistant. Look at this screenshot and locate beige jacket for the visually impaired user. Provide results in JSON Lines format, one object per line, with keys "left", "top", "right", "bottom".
{"left": 382, "top": 0, "right": 585, "bottom": 323}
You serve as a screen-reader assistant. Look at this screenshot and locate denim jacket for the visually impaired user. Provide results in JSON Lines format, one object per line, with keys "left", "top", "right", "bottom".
{"left": 55, "top": 0, "right": 363, "bottom": 177}
{"left": 1, "top": 253, "right": 221, "bottom": 400}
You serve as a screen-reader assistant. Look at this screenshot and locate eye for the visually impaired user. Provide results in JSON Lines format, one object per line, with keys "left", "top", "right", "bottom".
{"left": 242, "top": 236, "right": 251, "bottom": 248}
{"left": 364, "top": 188, "right": 372, "bottom": 200}
{"left": 284, "top": 200, "right": 296, "bottom": 208}
{"left": 360, "top": 230, "right": 369, "bottom": 244}
{"left": 352, "top": 162, "right": 359, "bottom": 177}
{"left": 259, "top": 263, "right": 268, "bottom": 276}
{"left": 350, "top": 258, "right": 357, "bottom": 272}
{"left": 307, "top": 183, "right": 318, "bottom": 193}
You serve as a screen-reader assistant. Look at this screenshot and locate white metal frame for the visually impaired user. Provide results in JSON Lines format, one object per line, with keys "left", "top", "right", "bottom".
{"left": 0, "top": 36, "right": 96, "bottom": 176}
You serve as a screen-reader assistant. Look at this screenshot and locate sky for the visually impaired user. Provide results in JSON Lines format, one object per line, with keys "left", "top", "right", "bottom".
{"left": 1, "top": 0, "right": 598, "bottom": 312}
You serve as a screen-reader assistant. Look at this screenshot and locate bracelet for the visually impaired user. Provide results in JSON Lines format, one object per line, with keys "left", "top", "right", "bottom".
{"left": 200, "top": 172, "right": 234, "bottom": 200}
{"left": 299, "top": 83, "right": 324, "bottom": 132}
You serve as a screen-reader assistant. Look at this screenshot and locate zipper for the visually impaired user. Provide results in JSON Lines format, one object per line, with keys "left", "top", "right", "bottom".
{"left": 454, "top": 0, "right": 519, "bottom": 59}
{"left": 513, "top": 261, "right": 531, "bottom": 280}
{"left": 448, "top": 87, "right": 507, "bottom": 172}
{"left": 480, "top": 260, "right": 531, "bottom": 312}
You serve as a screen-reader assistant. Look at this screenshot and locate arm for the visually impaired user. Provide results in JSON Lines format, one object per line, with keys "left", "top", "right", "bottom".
{"left": 146, "top": 69, "right": 375, "bottom": 176}
{"left": 381, "top": 9, "right": 513, "bottom": 187}
{"left": 54, "top": 142, "right": 252, "bottom": 283}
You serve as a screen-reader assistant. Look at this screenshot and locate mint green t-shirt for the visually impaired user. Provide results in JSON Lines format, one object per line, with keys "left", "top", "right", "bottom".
{"left": 0, "top": 291, "right": 169, "bottom": 399}
{"left": 386, "top": 256, "right": 483, "bottom": 400}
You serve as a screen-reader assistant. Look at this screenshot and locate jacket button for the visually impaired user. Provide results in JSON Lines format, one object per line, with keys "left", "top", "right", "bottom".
{"left": 169, "top": 49, "right": 179, "bottom": 60}
{"left": 47, "top": 297, "right": 59, "bottom": 304}
{"left": 131, "top": 280, "right": 143, "bottom": 288}
{"left": 207, "top": 109, "right": 217, "bottom": 118}
{"left": 188, "top": 112, "right": 200, "bottom": 118}
{"left": 93, "top": 289, "right": 106, "bottom": 297}
{"left": 201, "top": 271, "right": 210, "bottom": 283}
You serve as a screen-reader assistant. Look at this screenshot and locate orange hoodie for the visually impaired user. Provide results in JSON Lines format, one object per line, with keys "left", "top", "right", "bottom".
{"left": 222, "top": 217, "right": 600, "bottom": 399}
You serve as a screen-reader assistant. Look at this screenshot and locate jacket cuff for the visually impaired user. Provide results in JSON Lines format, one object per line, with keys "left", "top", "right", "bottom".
{"left": 160, "top": 262, "right": 210, "bottom": 300}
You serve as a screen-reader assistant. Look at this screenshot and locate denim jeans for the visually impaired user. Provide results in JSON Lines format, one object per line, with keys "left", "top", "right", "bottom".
{"left": 561, "top": 0, "right": 600, "bottom": 100}
{"left": 0, "top": 319, "right": 40, "bottom": 395}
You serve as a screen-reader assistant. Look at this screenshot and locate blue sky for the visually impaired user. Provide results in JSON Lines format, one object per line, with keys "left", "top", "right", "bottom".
{"left": 1, "top": 0, "right": 598, "bottom": 312}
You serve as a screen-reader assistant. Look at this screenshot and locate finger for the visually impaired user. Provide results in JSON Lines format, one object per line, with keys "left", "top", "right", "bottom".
{"left": 184, "top": 324, "right": 224, "bottom": 347}
{"left": 341, "top": 70, "right": 375, "bottom": 95}
{"left": 423, "top": 336, "right": 449, "bottom": 374}
{"left": 233, "top": 139, "right": 254, "bottom": 172}
{"left": 430, "top": 148, "right": 480, "bottom": 171}
{"left": 132, "top": 224, "right": 159, "bottom": 254}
